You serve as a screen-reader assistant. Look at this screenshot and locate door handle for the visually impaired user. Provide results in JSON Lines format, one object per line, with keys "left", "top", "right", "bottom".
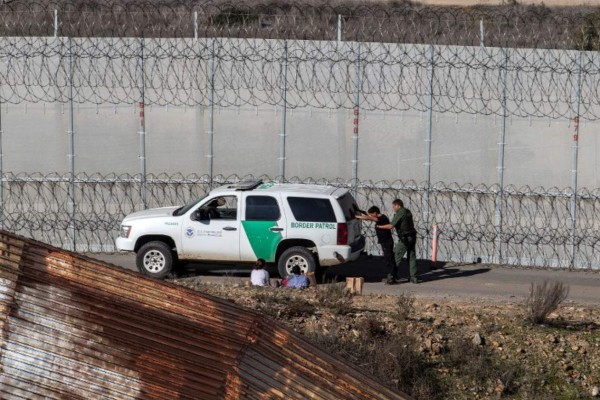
{"left": 269, "top": 227, "right": 284, "bottom": 232}
{"left": 223, "top": 226, "right": 237, "bottom": 231}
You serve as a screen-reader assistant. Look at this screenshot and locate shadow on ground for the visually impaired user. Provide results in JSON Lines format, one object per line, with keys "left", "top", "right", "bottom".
{"left": 546, "top": 320, "right": 599, "bottom": 332}
{"left": 324, "top": 254, "right": 491, "bottom": 284}
{"left": 171, "top": 254, "right": 491, "bottom": 285}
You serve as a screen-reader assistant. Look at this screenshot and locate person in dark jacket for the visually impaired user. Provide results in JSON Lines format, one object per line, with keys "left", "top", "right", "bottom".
{"left": 376, "top": 199, "right": 419, "bottom": 284}
{"left": 357, "top": 206, "right": 396, "bottom": 284}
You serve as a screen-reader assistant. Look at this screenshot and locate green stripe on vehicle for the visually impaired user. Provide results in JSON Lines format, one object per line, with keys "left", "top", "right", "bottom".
{"left": 241, "top": 221, "right": 281, "bottom": 261}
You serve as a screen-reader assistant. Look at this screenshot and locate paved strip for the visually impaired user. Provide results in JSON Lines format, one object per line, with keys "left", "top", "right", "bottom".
{"left": 91, "top": 253, "right": 600, "bottom": 306}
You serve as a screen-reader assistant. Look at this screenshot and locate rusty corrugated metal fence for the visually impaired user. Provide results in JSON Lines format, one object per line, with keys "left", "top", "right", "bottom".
{"left": 0, "top": 230, "right": 409, "bottom": 399}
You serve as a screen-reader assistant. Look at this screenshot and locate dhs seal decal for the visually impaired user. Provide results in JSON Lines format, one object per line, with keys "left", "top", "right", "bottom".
{"left": 185, "top": 227, "right": 195, "bottom": 238}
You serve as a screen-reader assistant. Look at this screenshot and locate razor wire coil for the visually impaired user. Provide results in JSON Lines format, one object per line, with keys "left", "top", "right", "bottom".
{"left": 2, "top": 173, "right": 599, "bottom": 269}
{"left": 2, "top": 2, "right": 600, "bottom": 120}
{"left": 2, "top": 37, "right": 600, "bottom": 119}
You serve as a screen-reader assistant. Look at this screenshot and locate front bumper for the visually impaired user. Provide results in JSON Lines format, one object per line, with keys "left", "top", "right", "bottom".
{"left": 115, "top": 236, "right": 135, "bottom": 252}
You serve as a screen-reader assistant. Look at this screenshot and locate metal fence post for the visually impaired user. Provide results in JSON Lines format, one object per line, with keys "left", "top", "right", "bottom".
{"left": 207, "top": 39, "right": 215, "bottom": 189}
{"left": 54, "top": 9, "right": 58, "bottom": 38}
{"left": 495, "top": 47, "right": 509, "bottom": 265}
{"left": 480, "top": 19, "right": 485, "bottom": 47}
{"left": 423, "top": 44, "right": 435, "bottom": 259}
{"left": 67, "top": 37, "right": 76, "bottom": 251}
{"left": 193, "top": 11, "right": 198, "bottom": 40}
{"left": 570, "top": 51, "right": 583, "bottom": 269}
{"left": 137, "top": 37, "right": 147, "bottom": 209}
{"left": 337, "top": 15, "right": 342, "bottom": 42}
{"left": 351, "top": 42, "right": 361, "bottom": 198}
{"left": 278, "top": 40, "right": 288, "bottom": 182}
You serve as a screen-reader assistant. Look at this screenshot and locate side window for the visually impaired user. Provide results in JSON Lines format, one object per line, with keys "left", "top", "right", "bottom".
{"left": 245, "top": 196, "right": 280, "bottom": 221}
{"left": 287, "top": 197, "right": 336, "bottom": 223}
{"left": 196, "top": 195, "right": 238, "bottom": 221}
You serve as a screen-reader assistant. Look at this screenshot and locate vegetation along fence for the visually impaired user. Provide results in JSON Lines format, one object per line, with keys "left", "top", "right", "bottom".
{"left": 2, "top": 1, "right": 600, "bottom": 269}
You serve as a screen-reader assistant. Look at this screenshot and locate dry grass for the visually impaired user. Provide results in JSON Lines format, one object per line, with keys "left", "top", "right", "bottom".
{"left": 413, "top": 0, "right": 600, "bottom": 5}
{"left": 393, "top": 292, "right": 415, "bottom": 321}
{"left": 526, "top": 280, "right": 569, "bottom": 324}
{"left": 4, "top": 0, "right": 600, "bottom": 49}
{"left": 314, "top": 282, "right": 354, "bottom": 315}
{"left": 172, "top": 277, "right": 600, "bottom": 399}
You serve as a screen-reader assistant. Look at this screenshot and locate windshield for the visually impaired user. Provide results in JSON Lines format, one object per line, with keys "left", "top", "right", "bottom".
{"left": 173, "top": 194, "right": 208, "bottom": 216}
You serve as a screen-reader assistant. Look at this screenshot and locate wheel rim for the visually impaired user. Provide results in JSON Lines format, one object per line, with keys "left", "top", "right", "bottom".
{"left": 285, "top": 254, "right": 309, "bottom": 274}
{"left": 143, "top": 249, "right": 166, "bottom": 273}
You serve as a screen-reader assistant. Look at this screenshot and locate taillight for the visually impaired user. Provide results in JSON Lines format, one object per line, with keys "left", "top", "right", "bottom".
{"left": 337, "top": 222, "right": 348, "bottom": 245}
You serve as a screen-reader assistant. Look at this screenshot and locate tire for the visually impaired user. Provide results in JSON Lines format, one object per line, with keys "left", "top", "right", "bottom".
{"left": 278, "top": 246, "right": 316, "bottom": 278}
{"left": 136, "top": 241, "right": 174, "bottom": 279}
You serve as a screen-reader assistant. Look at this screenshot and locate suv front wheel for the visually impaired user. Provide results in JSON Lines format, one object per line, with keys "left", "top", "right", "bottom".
{"left": 278, "top": 246, "right": 316, "bottom": 277}
{"left": 136, "top": 241, "right": 174, "bottom": 279}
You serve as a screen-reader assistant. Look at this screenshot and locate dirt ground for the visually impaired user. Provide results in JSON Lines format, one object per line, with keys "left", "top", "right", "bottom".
{"left": 170, "top": 278, "right": 600, "bottom": 399}
{"left": 409, "top": 0, "right": 600, "bottom": 6}
{"left": 93, "top": 253, "right": 600, "bottom": 398}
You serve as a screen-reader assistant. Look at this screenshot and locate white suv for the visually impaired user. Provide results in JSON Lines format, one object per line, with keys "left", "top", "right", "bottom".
{"left": 116, "top": 180, "right": 366, "bottom": 279}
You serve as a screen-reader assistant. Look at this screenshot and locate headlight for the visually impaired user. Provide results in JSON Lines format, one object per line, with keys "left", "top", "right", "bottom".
{"left": 120, "top": 225, "right": 132, "bottom": 238}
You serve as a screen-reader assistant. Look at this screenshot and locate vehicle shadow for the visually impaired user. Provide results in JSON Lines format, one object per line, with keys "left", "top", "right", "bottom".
{"left": 174, "top": 261, "right": 276, "bottom": 280}
{"left": 324, "top": 255, "right": 491, "bottom": 284}
{"left": 174, "top": 257, "right": 491, "bottom": 286}
{"left": 408, "top": 265, "right": 491, "bottom": 283}
{"left": 175, "top": 260, "right": 335, "bottom": 283}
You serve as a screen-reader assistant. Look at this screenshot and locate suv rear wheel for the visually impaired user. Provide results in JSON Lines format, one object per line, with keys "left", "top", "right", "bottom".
{"left": 136, "top": 241, "right": 174, "bottom": 279}
{"left": 278, "top": 246, "right": 316, "bottom": 277}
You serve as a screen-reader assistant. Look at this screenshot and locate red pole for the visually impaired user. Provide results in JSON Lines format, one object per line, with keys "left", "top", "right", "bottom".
{"left": 431, "top": 224, "right": 438, "bottom": 268}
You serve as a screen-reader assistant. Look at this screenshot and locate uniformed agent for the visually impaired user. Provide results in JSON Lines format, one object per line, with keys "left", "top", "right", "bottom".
{"left": 376, "top": 199, "right": 419, "bottom": 284}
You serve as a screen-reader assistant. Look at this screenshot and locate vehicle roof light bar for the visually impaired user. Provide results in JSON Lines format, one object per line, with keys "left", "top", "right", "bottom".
{"left": 229, "top": 180, "right": 263, "bottom": 191}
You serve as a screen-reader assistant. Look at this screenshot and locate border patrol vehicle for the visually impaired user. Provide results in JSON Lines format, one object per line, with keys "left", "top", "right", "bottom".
{"left": 116, "top": 180, "right": 366, "bottom": 279}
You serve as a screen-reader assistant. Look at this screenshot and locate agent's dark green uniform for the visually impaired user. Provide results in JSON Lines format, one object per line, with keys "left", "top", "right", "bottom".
{"left": 390, "top": 206, "right": 418, "bottom": 280}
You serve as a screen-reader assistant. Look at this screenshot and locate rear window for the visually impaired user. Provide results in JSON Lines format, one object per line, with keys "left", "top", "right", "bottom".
{"left": 287, "top": 197, "right": 336, "bottom": 223}
{"left": 336, "top": 192, "right": 360, "bottom": 221}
